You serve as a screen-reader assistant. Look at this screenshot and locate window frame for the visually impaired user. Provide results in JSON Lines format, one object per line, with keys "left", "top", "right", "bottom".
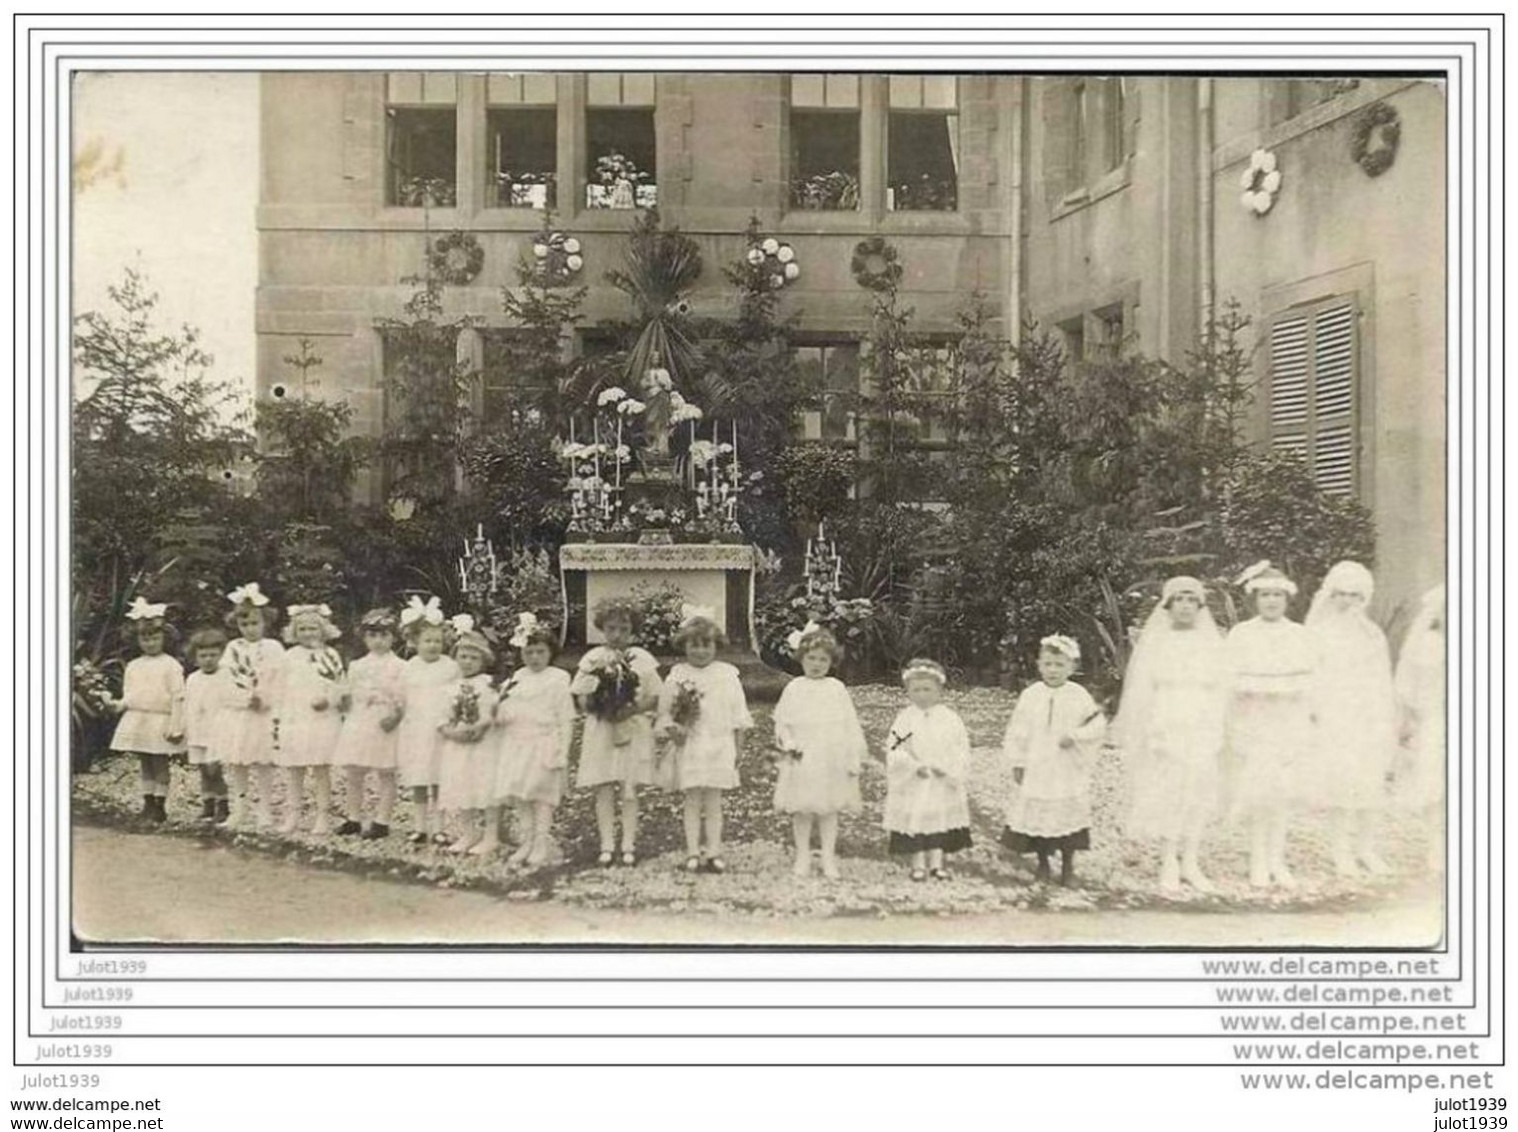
{"left": 884, "top": 75, "right": 961, "bottom": 214}
{"left": 1264, "top": 293, "right": 1363, "bottom": 498}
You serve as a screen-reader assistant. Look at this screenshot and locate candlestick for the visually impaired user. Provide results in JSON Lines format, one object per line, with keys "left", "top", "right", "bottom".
{"left": 593, "top": 419, "right": 602, "bottom": 484}
{"left": 615, "top": 415, "right": 623, "bottom": 491}
{"left": 570, "top": 418, "right": 576, "bottom": 446}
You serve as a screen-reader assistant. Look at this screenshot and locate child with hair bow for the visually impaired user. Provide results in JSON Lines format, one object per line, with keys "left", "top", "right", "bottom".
{"left": 102, "top": 598, "right": 186, "bottom": 823}
{"left": 274, "top": 603, "right": 346, "bottom": 836}
{"left": 213, "top": 582, "right": 286, "bottom": 830}
{"left": 395, "top": 595, "right": 461, "bottom": 846}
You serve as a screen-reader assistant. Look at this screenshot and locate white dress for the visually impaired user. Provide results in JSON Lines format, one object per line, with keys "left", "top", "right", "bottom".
{"left": 1309, "top": 613, "right": 1397, "bottom": 810}
{"left": 273, "top": 645, "right": 346, "bottom": 768}
{"left": 332, "top": 652, "right": 407, "bottom": 771}
{"left": 212, "top": 637, "right": 286, "bottom": 767}
{"left": 572, "top": 646, "right": 664, "bottom": 789}
{"left": 493, "top": 666, "right": 575, "bottom": 806}
{"left": 395, "top": 654, "right": 462, "bottom": 789}
{"left": 1392, "top": 617, "right": 1445, "bottom": 811}
{"left": 657, "top": 661, "right": 753, "bottom": 791}
{"left": 181, "top": 667, "right": 234, "bottom": 764}
{"left": 435, "top": 673, "right": 500, "bottom": 812}
{"left": 1001, "top": 681, "right": 1106, "bottom": 843}
{"left": 1223, "top": 617, "right": 1315, "bottom": 811}
{"left": 772, "top": 675, "right": 866, "bottom": 814}
{"left": 109, "top": 653, "right": 186, "bottom": 756}
{"left": 883, "top": 704, "right": 972, "bottom": 843}
{"left": 1120, "top": 629, "right": 1227, "bottom": 839}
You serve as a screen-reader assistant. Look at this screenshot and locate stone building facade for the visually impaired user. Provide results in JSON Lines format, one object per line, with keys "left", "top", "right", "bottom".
{"left": 256, "top": 72, "right": 1445, "bottom": 611}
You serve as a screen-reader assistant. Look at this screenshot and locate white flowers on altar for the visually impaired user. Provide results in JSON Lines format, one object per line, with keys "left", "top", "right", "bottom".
{"left": 597, "top": 386, "right": 627, "bottom": 407}
{"left": 688, "top": 439, "right": 718, "bottom": 466}
{"left": 616, "top": 398, "right": 647, "bottom": 416}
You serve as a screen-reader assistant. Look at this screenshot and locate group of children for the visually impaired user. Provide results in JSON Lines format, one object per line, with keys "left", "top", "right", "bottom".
{"left": 101, "top": 557, "right": 1445, "bottom": 890}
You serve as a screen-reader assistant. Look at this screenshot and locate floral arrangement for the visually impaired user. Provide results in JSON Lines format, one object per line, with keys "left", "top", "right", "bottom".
{"left": 494, "top": 169, "right": 557, "bottom": 208}
{"left": 589, "top": 152, "right": 653, "bottom": 210}
{"left": 594, "top": 151, "right": 649, "bottom": 187}
{"left": 574, "top": 650, "right": 641, "bottom": 723}
{"left": 891, "top": 175, "right": 957, "bottom": 212}
{"left": 71, "top": 659, "right": 115, "bottom": 720}
{"left": 628, "top": 581, "right": 688, "bottom": 653}
{"left": 667, "top": 678, "right": 702, "bottom": 729}
{"left": 225, "top": 644, "right": 260, "bottom": 694}
{"left": 744, "top": 236, "right": 801, "bottom": 289}
{"left": 426, "top": 231, "right": 484, "bottom": 286}
{"left": 529, "top": 229, "right": 584, "bottom": 285}
{"left": 791, "top": 170, "right": 859, "bottom": 211}
{"left": 310, "top": 646, "right": 344, "bottom": 683}
{"left": 1239, "top": 148, "right": 1283, "bottom": 216}
{"left": 441, "top": 680, "right": 485, "bottom": 741}
{"left": 851, "top": 236, "right": 903, "bottom": 292}
{"left": 396, "top": 175, "right": 456, "bottom": 208}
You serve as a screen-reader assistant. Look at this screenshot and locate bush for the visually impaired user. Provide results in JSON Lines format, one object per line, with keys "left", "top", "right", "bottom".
{"left": 772, "top": 444, "right": 858, "bottom": 525}
{"left": 463, "top": 408, "right": 571, "bottom": 544}
{"left": 628, "top": 581, "right": 688, "bottom": 654}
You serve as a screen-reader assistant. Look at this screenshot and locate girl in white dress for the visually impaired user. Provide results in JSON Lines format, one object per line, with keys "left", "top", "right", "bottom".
{"left": 274, "top": 604, "right": 346, "bottom": 836}
{"left": 572, "top": 597, "right": 663, "bottom": 867}
{"left": 1306, "top": 560, "right": 1397, "bottom": 878}
{"left": 395, "top": 596, "right": 461, "bottom": 846}
{"left": 885, "top": 658, "right": 973, "bottom": 882}
{"left": 1224, "top": 562, "right": 1315, "bottom": 888}
{"left": 103, "top": 598, "right": 186, "bottom": 823}
{"left": 491, "top": 613, "right": 575, "bottom": 868}
{"left": 1116, "top": 577, "right": 1228, "bottom": 893}
{"left": 332, "top": 608, "right": 407, "bottom": 840}
{"left": 1393, "top": 584, "right": 1445, "bottom": 873}
{"left": 180, "top": 627, "right": 232, "bottom": 824}
{"left": 772, "top": 623, "right": 866, "bottom": 879}
{"left": 434, "top": 619, "right": 500, "bottom": 855}
{"left": 1001, "top": 636, "right": 1107, "bottom": 887}
{"left": 213, "top": 582, "right": 286, "bottom": 830}
{"left": 656, "top": 607, "right": 754, "bottom": 874}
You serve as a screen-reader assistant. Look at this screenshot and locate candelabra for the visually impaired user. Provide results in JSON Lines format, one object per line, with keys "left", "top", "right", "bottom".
{"left": 458, "top": 524, "right": 499, "bottom": 610}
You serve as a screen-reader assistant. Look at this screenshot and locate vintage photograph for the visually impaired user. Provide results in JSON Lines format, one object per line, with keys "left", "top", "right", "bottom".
{"left": 69, "top": 70, "right": 1447, "bottom": 947}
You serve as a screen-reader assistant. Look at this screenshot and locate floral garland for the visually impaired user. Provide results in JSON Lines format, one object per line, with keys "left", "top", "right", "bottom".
{"left": 427, "top": 231, "right": 484, "bottom": 286}
{"left": 1350, "top": 101, "right": 1401, "bottom": 178}
{"left": 851, "top": 235, "right": 902, "bottom": 292}
{"left": 745, "top": 236, "right": 800, "bottom": 290}
{"left": 1238, "top": 148, "right": 1283, "bottom": 216}
{"left": 529, "top": 230, "right": 584, "bottom": 286}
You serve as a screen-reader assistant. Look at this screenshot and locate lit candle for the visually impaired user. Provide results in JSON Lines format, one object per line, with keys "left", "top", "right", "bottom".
{"left": 570, "top": 418, "right": 576, "bottom": 446}
{"left": 615, "top": 415, "right": 623, "bottom": 491}
{"left": 731, "top": 422, "right": 739, "bottom": 480}
{"left": 593, "top": 418, "right": 602, "bottom": 483}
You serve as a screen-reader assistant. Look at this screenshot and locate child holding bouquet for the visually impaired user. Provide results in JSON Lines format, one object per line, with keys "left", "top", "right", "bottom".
{"left": 103, "top": 598, "right": 186, "bottom": 823}
{"left": 491, "top": 614, "right": 575, "bottom": 868}
{"left": 180, "top": 627, "right": 232, "bottom": 823}
{"left": 331, "top": 608, "right": 407, "bottom": 839}
{"left": 213, "top": 582, "right": 285, "bottom": 830}
{"left": 572, "top": 597, "right": 663, "bottom": 867}
{"left": 435, "top": 617, "right": 500, "bottom": 855}
{"left": 396, "top": 596, "right": 460, "bottom": 846}
{"left": 274, "top": 604, "right": 346, "bottom": 836}
{"left": 656, "top": 607, "right": 753, "bottom": 874}
{"left": 1001, "top": 635, "right": 1107, "bottom": 887}
{"left": 884, "top": 658, "right": 973, "bottom": 882}
{"left": 772, "top": 622, "right": 866, "bottom": 879}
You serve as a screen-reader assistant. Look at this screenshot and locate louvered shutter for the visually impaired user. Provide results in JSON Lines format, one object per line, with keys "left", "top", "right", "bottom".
{"left": 1266, "top": 297, "right": 1360, "bottom": 497}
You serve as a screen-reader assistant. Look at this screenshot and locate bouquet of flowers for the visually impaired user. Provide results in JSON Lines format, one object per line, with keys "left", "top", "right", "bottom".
{"left": 667, "top": 678, "right": 702, "bottom": 729}
{"left": 71, "top": 658, "right": 115, "bottom": 721}
{"left": 311, "top": 647, "right": 343, "bottom": 683}
{"left": 441, "top": 680, "right": 487, "bottom": 742}
{"left": 573, "top": 650, "right": 641, "bottom": 746}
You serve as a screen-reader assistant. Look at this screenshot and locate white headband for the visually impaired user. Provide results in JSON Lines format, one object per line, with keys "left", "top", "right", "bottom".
{"left": 901, "top": 662, "right": 946, "bottom": 684}
{"left": 1040, "top": 635, "right": 1081, "bottom": 661}
{"left": 679, "top": 603, "right": 717, "bottom": 628}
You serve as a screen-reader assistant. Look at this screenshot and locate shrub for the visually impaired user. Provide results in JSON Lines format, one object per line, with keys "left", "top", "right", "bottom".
{"left": 627, "top": 581, "right": 688, "bottom": 654}
{"left": 772, "top": 444, "right": 857, "bottom": 524}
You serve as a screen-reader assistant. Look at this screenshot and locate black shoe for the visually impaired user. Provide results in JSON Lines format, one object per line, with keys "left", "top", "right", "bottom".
{"left": 335, "top": 820, "right": 363, "bottom": 836}
{"left": 214, "top": 798, "right": 231, "bottom": 823}
{"left": 360, "top": 822, "right": 389, "bottom": 840}
{"left": 141, "top": 794, "right": 157, "bottom": 820}
{"left": 147, "top": 796, "right": 167, "bottom": 824}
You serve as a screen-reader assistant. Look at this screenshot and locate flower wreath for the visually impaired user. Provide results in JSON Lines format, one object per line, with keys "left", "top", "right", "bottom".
{"left": 1350, "top": 101, "right": 1401, "bottom": 178}
{"left": 745, "top": 235, "right": 800, "bottom": 289}
{"left": 427, "top": 231, "right": 484, "bottom": 286}
{"left": 529, "top": 230, "right": 584, "bottom": 286}
{"left": 1238, "top": 148, "right": 1282, "bottom": 216}
{"left": 850, "top": 236, "right": 903, "bottom": 292}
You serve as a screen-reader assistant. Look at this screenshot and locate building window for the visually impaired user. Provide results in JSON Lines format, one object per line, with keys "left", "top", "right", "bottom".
{"left": 1091, "top": 303, "right": 1126, "bottom": 357}
{"left": 1269, "top": 77, "right": 1361, "bottom": 125}
{"left": 887, "top": 75, "right": 959, "bottom": 212}
{"left": 1103, "top": 78, "right": 1128, "bottom": 173}
{"left": 794, "top": 340, "right": 860, "bottom": 442}
{"left": 1047, "top": 75, "right": 1131, "bottom": 203}
{"left": 1266, "top": 296, "right": 1361, "bottom": 497}
{"left": 487, "top": 73, "right": 558, "bottom": 210}
{"left": 789, "top": 74, "right": 861, "bottom": 211}
{"left": 903, "top": 341, "right": 959, "bottom": 447}
{"left": 585, "top": 73, "right": 657, "bottom": 210}
{"left": 386, "top": 73, "right": 457, "bottom": 207}
{"left": 481, "top": 330, "right": 555, "bottom": 423}
{"left": 1058, "top": 315, "right": 1086, "bottom": 362}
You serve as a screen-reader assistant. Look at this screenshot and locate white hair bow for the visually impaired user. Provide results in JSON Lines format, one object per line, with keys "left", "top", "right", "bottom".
{"left": 226, "top": 582, "right": 269, "bottom": 607}
{"left": 1236, "top": 560, "right": 1274, "bottom": 587}
{"left": 399, "top": 595, "right": 444, "bottom": 627}
{"left": 786, "top": 619, "right": 823, "bottom": 653}
{"left": 286, "top": 603, "right": 332, "bottom": 620}
{"left": 679, "top": 603, "right": 717, "bottom": 627}
{"left": 1040, "top": 634, "right": 1081, "bottom": 661}
{"left": 509, "top": 612, "right": 540, "bottom": 649}
{"left": 450, "top": 613, "right": 476, "bottom": 635}
{"left": 125, "top": 597, "right": 167, "bottom": 621}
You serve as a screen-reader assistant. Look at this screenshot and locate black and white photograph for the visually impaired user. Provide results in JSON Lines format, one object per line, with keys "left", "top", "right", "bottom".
{"left": 68, "top": 68, "right": 1448, "bottom": 948}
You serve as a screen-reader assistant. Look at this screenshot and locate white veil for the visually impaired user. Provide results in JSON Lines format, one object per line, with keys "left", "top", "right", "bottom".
{"left": 1114, "top": 576, "right": 1221, "bottom": 755}
{"left": 1306, "top": 560, "right": 1375, "bottom": 627}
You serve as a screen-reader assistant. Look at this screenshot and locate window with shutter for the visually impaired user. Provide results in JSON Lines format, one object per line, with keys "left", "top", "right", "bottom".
{"left": 1266, "top": 296, "right": 1361, "bottom": 497}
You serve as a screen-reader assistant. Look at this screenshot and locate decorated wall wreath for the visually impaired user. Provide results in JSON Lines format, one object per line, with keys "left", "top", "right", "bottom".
{"left": 1350, "top": 101, "right": 1401, "bottom": 178}
{"left": 745, "top": 235, "right": 801, "bottom": 289}
{"left": 851, "top": 236, "right": 903, "bottom": 292}
{"left": 427, "top": 231, "right": 484, "bottom": 286}
{"left": 1239, "top": 148, "right": 1283, "bottom": 216}
{"left": 529, "top": 230, "right": 584, "bottom": 286}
